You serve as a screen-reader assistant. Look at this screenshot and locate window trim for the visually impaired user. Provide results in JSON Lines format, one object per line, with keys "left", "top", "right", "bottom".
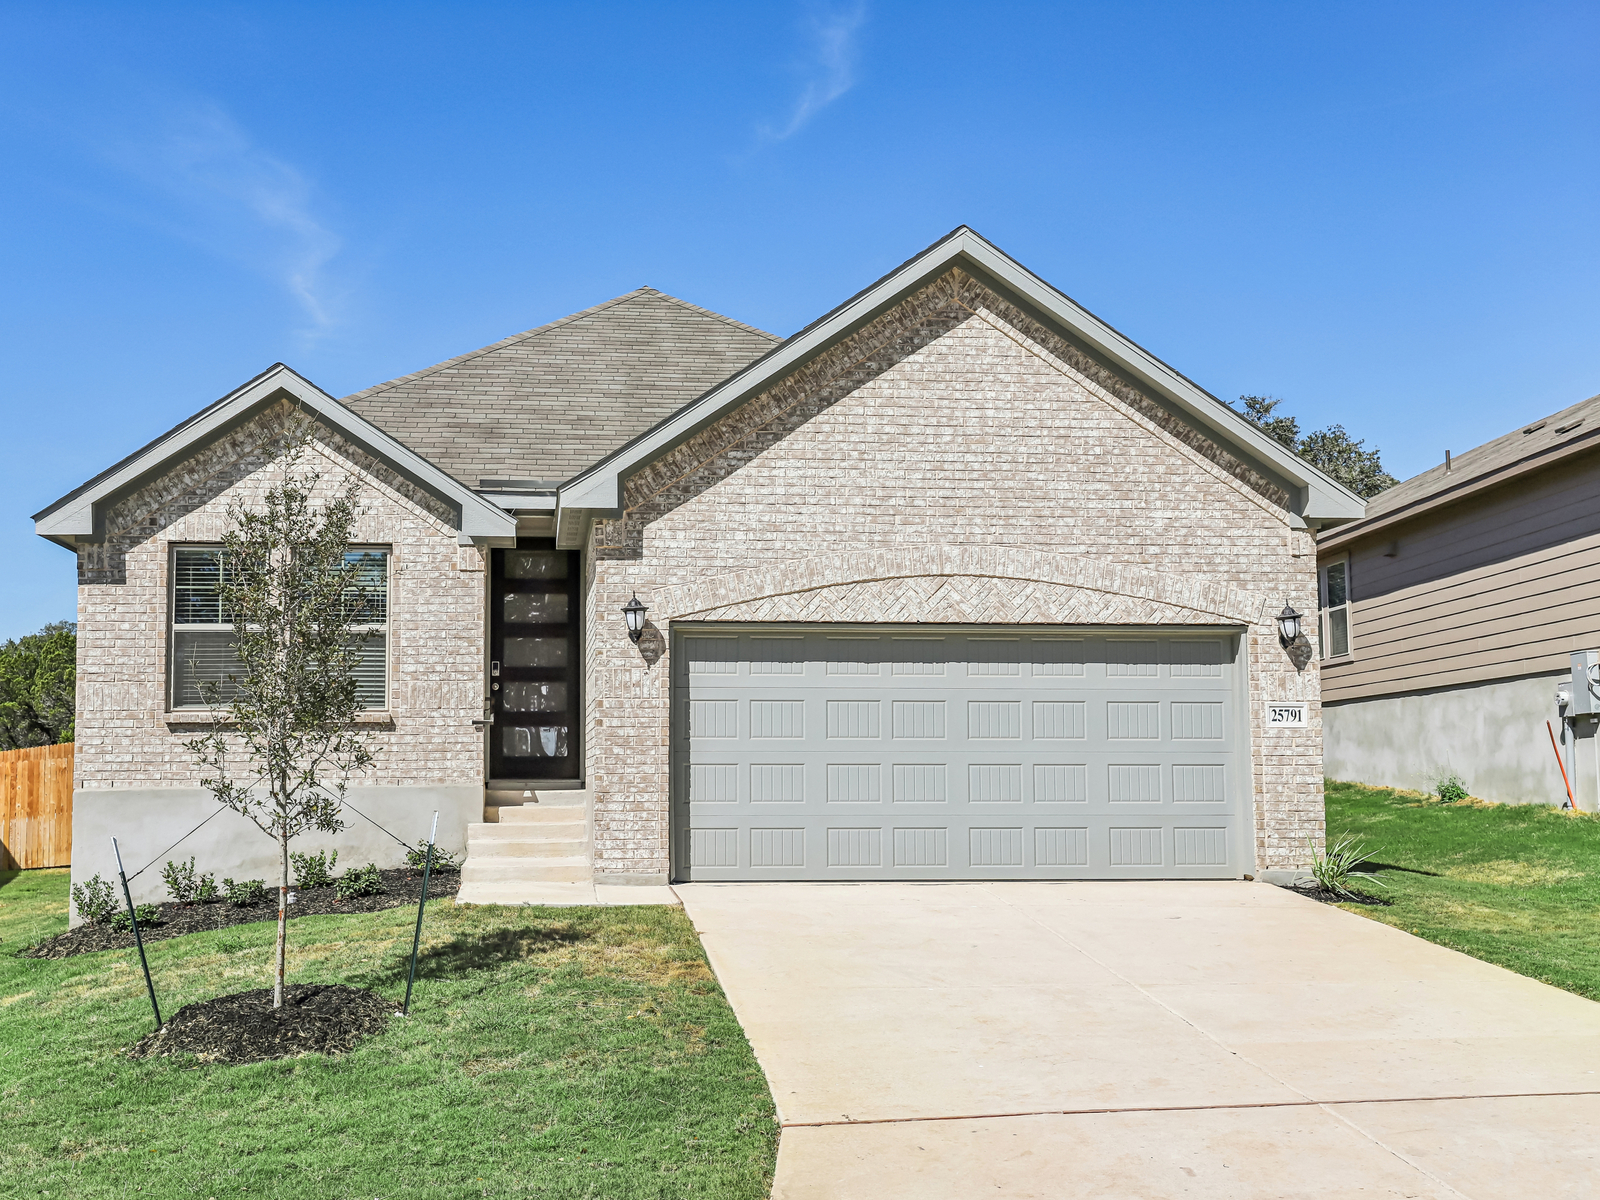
{"left": 1318, "top": 553, "right": 1354, "bottom": 662}
{"left": 167, "top": 543, "right": 392, "bottom": 711}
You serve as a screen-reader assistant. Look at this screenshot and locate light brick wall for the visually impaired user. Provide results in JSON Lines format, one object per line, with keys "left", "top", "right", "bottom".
{"left": 586, "top": 270, "right": 1323, "bottom": 875}
{"left": 74, "top": 404, "right": 486, "bottom": 791}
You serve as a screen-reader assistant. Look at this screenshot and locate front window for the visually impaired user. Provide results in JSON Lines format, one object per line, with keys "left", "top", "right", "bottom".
{"left": 1319, "top": 557, "right": 1351, "bottom": 659}
{"left": 170, "top": 546, "right": 390, "bottom": 709}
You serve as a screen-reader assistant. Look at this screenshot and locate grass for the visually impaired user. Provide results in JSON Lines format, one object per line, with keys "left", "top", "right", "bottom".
{"left": 0, "top": 869, "right": 777, "bottom": 1199}
{"left": 1325, "top": 780, "right": 1600, "bottom": 1000}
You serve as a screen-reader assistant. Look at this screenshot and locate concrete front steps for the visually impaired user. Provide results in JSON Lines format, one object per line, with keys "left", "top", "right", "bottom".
{"left": 456, "top": 787, "right": 591, "bottom": 905}
{"left": 455, "top": 785, "right": 681, "bottom": 908}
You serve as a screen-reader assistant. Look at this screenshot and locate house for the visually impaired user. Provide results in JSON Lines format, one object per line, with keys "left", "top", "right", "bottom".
{"left": 34, "top": 227, "right": 1364, "bottom": 910}
{"left": 1318, "top": 391, "right": 1600, "bottom": 806}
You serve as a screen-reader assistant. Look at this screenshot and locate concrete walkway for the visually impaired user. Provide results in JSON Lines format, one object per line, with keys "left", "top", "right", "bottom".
{"left": 675, "top": 881, "right": 1600, "bottom": 1199}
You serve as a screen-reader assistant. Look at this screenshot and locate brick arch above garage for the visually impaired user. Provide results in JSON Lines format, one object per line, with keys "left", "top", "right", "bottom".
{"left": 647, "top": 546, "right": 1269, "bottom": 627}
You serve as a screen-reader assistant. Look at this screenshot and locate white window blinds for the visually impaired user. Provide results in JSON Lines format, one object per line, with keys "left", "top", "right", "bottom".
{"left": 170, "top": 547, "right": 390, "bottom": 709}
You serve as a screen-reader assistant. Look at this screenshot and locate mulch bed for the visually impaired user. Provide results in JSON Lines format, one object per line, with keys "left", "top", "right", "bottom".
{"left": 129, "top": 984, "right": 393, "bottom": 1064}
{"left": 20, "top": 866, "right": 460, "bottom": 960}
{"left": 1291, "top": 882, "right": 1392, "bottom": 907}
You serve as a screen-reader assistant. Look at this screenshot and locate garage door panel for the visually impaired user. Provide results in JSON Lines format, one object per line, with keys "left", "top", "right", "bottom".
{"left": 674, "top": 626, "right": 1244, "bottom": 881}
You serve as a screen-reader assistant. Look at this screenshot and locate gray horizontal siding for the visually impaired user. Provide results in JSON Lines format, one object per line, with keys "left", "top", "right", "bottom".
{"left": 1323, "top": 452, "right": 1600, "bottom": 702}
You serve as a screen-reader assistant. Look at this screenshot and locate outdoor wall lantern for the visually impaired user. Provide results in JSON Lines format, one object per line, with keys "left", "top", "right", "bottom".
{"left": 1276, "top": 601, "right": 1304, "bottom": 647}
{"left": 622, "top": 593, "right": 648, "bottom": 644}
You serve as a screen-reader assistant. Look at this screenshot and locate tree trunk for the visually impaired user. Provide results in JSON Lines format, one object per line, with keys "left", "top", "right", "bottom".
{"left": 274, "top": 824, "right": 289, "bottom": 1009}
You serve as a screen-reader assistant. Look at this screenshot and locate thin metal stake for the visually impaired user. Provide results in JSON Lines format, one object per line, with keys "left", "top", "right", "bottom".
{"left": 112, "top": 837, "right": 162, "bottom": 1030}
{"left": 403, "top": 811, "right": 439, "bottom": 1015}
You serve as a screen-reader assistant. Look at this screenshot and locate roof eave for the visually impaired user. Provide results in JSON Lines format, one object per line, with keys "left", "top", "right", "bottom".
{"left": 33, "top": 365, "right": 517, "bottom": 548}
{"left": 557, "top": 227, "right": 1366, "bottom": 525}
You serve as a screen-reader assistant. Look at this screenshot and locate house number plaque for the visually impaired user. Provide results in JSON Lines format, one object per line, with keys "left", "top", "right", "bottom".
{"left": 1265, "top": 702, "right": 1308, "bottom": 728}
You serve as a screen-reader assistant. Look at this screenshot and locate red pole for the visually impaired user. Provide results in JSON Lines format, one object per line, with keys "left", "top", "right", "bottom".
{"left": 1547, "top": 721, "right": 1577, "bottom": 813}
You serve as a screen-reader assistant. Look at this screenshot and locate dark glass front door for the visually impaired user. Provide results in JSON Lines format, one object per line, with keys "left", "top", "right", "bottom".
{"left": 489, "top": 540, "right": 581, "bottom": 781}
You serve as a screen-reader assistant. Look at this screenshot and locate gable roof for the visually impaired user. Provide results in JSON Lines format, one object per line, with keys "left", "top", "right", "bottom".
{"left": 556, "top": 227, "right": 1367, "bottom": 531}
{"left": 341, "top": 287, "right": 779, "bottom": 489}
{"left": 1320, "top": 389, "right": 1600, "bottom": 552}
{"left": 32, "top": 364, "right": 518, "bottom": 548}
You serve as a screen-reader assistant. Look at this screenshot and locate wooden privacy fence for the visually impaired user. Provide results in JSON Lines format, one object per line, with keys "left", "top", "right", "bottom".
{"left": 1, "top": 743, "right": 73, "bottom": 870}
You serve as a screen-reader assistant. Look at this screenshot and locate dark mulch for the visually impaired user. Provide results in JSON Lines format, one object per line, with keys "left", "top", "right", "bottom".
{"left": 1291, "top": 883, "right": 1393, "bottom": 907}
{"left": 129, "top": 984, "right": 393, "bottom": 1064}
{"left": 20, "top": 866, "right": 460, "bottom": 960}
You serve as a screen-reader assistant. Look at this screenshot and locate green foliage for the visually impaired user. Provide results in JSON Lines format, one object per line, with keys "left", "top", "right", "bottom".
{"left": 195, "top": 873, "right": 220, "bottom": 903}
{"left": 1326, "top": 780, "right": 1600, "bottom": 1000}
{"left": 335, "top": 863, "right": 386, "bottom": 899}
{"left": 289, "top": 848, "right": 338, "bottom": 888}
{"left": 1428, "top": 769, "right": 1470, "bottom": 804}
{"left": 0, "top": 620, "right": 76, "bottom": 750}
{"left": 109, "top": 904, "right": 163, "bottom": 932}
{"left": 183, "top": 417, "right": 380, "bottom": 1005}
{"left": 221, "top": 877, "right": 268, "bottom": 907}
{"left": 1238, "top": 394, "right": 1300, "bottom": 449}
{"left": 70, "top": 873, "right": 116, "bottom": 923}
{"left": 1307, "top": 833, "right": 1387, "bottom": 899}
{"left": 1236, "top": 395, "right": 1399, "bottom": 499}
{"left": 0, "top": 871, "right": 779, "bottom": 1197}
{"left": 403, "top": 839, "right": 461, "bottom": 873}
{"left": 162, "top": 857, "right": 199, "bottom": 903}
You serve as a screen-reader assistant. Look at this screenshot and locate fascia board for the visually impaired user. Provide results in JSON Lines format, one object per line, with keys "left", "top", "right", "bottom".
{"left": 479, "top": 492, "right": 558, "bottom": 512}
{"left": 33, "top": 365, "right": 516, "bottom": 543}
{"left": 557, "top": 227, "right": 1365, "bottom": 525}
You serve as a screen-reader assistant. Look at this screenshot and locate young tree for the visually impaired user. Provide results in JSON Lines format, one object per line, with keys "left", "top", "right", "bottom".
{"left": 0, "top": 622, "right": 76, "bottom": 750}
{"left": 186, "top": 424, "right": 379, "bottom": 1009}
{"left": 1235, "top": 395, "right": 1398, "bottom": 499}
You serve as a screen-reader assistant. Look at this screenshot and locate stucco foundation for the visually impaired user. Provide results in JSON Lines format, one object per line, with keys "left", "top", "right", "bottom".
{"left": 1324, "top": 672, "right": 1570, "bottom": 806}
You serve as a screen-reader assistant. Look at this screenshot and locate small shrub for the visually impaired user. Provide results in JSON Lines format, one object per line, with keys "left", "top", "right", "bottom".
{"left": 195, "top": 872, "right": 221, "bottom": 903}
{"left": 162, "top": 856, "right": 202, "bottom": 903}
{"left": 1428, "top": 769, "right": 1470, "bottom": 804}
{"left": 404, "top": 840, "right": 461, "bottom": 873}
{"left": 71, "top": 874, "right": 117, "bottom": 924}
{"left": 110, "top": 904, "right": 163, "bottom": 932}
{"left": 222, "top": 877, "right": 268, "bottom": 907}
{"left": 290, "top": 848, "right": 339, "bottom": 889}
{"left": 335, "top": 863, "right": 386, "bottom": 899}
{"left": 1307, "top": 834, "right": 1387, "bottom": 899}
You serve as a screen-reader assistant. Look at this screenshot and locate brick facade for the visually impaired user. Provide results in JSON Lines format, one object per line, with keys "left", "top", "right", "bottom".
{"left": 586, "top": 270, "right": 1323, "bottom": 876}
{"left": 74, "top": 403, "right": 486, "bottom": 792}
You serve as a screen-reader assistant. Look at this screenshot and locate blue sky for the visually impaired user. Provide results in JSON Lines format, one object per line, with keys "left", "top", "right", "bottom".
{"left": 2, "top": 1, "right": 1596, "bottom": 639}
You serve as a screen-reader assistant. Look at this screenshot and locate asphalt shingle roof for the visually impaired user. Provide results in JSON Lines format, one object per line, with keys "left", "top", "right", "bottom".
{"left": 1361, "top": 389, "right": 1600, "bottom": 522}
{"left": 341, "top": 288, "right": 780, "bottom": 488}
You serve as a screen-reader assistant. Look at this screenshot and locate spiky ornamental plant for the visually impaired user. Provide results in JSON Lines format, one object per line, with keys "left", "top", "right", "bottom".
{"left": 186, "top": 420, "right": 378, "bottom": 1009}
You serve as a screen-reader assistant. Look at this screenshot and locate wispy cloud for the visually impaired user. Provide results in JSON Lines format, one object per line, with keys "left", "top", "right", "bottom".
{"left": 761, "top": 3, "right": 867, "bottom": 141}
{"left": 100, "top": 100, "right": 343, "bottom": 335}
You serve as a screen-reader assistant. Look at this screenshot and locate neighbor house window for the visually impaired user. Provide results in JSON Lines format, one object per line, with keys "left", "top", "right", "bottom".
{"left": 170, "top": 546, "right": 390, "bottom": 709}
{"left": 1319, "top": 556, "right": 1352, "bottom": 659}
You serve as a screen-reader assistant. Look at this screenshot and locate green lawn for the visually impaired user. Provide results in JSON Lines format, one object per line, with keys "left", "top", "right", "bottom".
{"left": 1326, "top": 780, "right": 1600, "bottom": 1001}
{"left": 0, "top": 869, "right": 777, "bottom": 1199}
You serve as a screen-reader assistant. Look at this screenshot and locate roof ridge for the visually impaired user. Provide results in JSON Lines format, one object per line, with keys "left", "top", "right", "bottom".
{"left": 651, "top": 290, "right": 780, "bottom": 342}
{"left": 340, "top": 287, "right": 659, "bottom": 404}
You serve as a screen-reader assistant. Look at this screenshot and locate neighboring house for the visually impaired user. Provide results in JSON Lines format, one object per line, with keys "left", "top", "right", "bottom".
{"left": 35, "top": 227, "right": 1364, "bottom": 911}
{"left": 1318, "top": 392, "right": 1600, "bottom": 805}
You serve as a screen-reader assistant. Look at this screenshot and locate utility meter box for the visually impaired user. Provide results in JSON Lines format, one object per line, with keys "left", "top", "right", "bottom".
{"left": 1570, "top": 649, "right": 1600, "bottom": 716}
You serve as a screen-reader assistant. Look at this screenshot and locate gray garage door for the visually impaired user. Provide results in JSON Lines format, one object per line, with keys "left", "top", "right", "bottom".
{"left": 671, "top": 626, "right": 1245, "bottom": 881}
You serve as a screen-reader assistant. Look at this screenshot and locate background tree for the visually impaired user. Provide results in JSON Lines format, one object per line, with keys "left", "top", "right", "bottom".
{"left": 0, "top": 622, "right": 76, "bottom": 749}
{"left": 186, "top": 423, "right": 379, "bottom": 1009}
{"left": 1236, "top": 395, "right": 1399, "bottom": 499}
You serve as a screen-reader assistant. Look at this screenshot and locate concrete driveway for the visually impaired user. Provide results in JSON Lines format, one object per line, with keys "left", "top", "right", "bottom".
{"left": 676, "top": 881, "right": 1600, "bottom": 1199}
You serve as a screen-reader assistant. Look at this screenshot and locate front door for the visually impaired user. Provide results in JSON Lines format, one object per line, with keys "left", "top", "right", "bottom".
{"left": 489, "top": 539, "right": 581, "bottom": 782}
